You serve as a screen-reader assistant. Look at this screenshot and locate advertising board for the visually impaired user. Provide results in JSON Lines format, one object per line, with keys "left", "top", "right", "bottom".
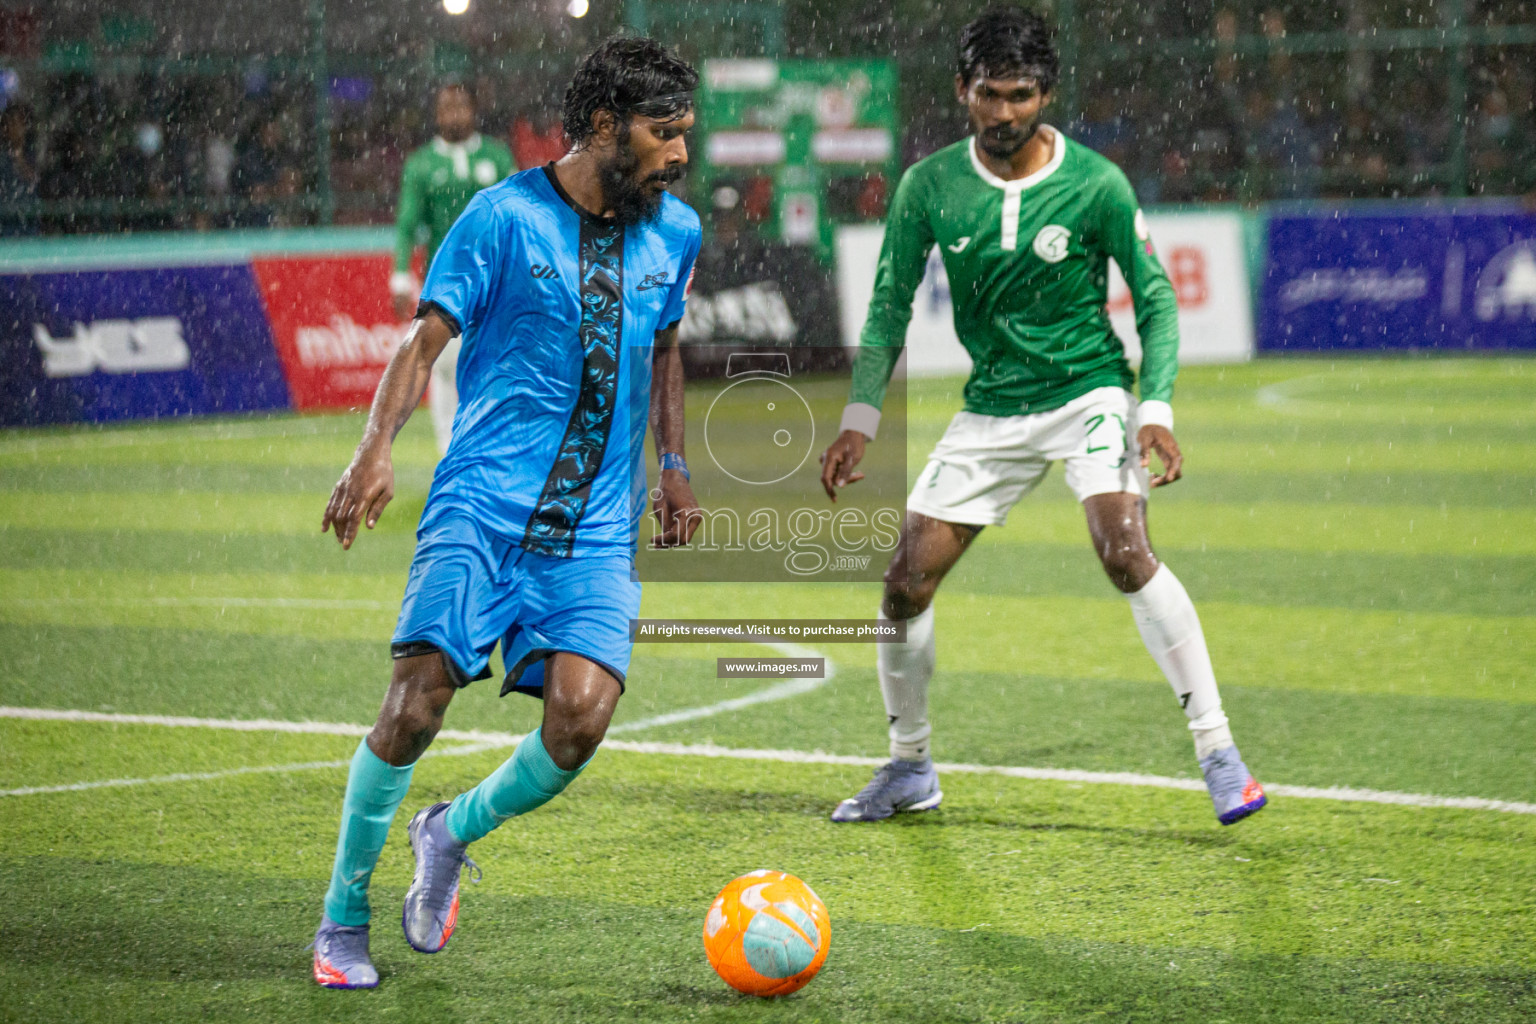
{"left": 1, "top": 264, "right": 292, "bottom": 426}
{"left": 1262, "top": 210, "right": 1536, "bottom": 351}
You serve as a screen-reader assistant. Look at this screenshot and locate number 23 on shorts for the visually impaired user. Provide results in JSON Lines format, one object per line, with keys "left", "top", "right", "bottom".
{"left": 1084, "top": 413, "right": 1128, "bottom": 468}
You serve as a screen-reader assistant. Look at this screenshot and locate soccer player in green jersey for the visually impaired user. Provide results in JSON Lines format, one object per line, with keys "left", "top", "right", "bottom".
{"left": 819, "top": 5, "right": 1266, "bottom": 826}
{"left": 390, "top": 82, "right": 517, "bottom": 454}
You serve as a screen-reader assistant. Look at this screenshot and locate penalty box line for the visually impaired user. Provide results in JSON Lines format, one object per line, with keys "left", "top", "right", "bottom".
{"left": 3, "top": 704, "right": 1535, "bottom": 816}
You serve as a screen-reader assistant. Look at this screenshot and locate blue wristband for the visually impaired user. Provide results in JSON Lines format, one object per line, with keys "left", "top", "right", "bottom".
{"left": 659, "top": 452, "right": 689, "bottom": 481}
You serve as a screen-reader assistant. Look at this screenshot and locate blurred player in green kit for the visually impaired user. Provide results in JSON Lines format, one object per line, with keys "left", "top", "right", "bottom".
{"left": 390, "top": 81, "right": 516, "bottom": 454}
{"left": 820, "top": 5, "right": 1266, "bottom": 826}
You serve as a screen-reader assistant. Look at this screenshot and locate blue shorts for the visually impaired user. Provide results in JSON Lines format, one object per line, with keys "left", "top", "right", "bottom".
{"left": 390, "top": 512, "right": 640, "bottom": 698}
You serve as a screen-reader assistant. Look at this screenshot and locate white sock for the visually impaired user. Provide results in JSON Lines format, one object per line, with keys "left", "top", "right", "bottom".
{"left": 878, "top": 607, "right": 935, "bottom": 762}
{"left": 1126, "top": 565, "right": 1234, "bottom": 760}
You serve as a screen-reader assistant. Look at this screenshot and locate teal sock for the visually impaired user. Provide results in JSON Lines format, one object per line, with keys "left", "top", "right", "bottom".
{"left": 322, "top": 738, "right": 415, "bottom": 926}
{"left": 445, "top": 728, "right": 587, "bottom": 845}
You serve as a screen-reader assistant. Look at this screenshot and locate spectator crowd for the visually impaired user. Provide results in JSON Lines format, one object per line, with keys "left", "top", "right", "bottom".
{"left": 0, "top": 67, "right": 572, "bottom": 235}
{"left": 0, "top": 4, "right": 1532, "bottom": 237}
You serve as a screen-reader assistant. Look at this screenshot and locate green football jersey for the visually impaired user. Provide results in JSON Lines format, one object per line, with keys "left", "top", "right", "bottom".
{"left": 393, "top": 133, "right": 516, "bottom": 275}
{"left": 849, "top": 130, "right": 1178, "bottom": 420}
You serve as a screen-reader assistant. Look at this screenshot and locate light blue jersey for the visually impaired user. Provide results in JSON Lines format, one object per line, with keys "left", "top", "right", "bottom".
{"left": 419, "top": 164, "right": 701, "bottom": 557}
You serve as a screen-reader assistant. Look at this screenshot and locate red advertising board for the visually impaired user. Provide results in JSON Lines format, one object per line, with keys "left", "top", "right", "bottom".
{"left": 252, "top": 254, "right": 408, "bottom": 409}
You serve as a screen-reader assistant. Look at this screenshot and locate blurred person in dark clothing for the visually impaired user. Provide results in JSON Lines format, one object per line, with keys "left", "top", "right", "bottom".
{"left": 234, "top": 115, "right": 291, "bottom": 226}
{"left": 1243, "top": 90, "right": 1319, "bottom": 199}
{"left": 0, "top": 103, "right": 37, "bottom": 235}
{"left": 39, "top": 127, "right": 109, "bottom": 233}
{"left": 1074, "top": 90, "right": 1134, "bottom": 169}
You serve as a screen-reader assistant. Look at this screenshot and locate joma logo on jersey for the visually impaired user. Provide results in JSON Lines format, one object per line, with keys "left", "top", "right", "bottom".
{"left": 1032, "top": 225, "right": 1072, "bottom": 263}
{"left": 529, "top": 264, "right": 560, "bottom": 280}
{"left": 32, "top": 317, "right": 191, "bottom": 378}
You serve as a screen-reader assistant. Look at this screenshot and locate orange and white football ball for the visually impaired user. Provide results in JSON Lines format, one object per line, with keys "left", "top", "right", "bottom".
{"left": 702, "top": 869, "right": 831, "bottom": 997}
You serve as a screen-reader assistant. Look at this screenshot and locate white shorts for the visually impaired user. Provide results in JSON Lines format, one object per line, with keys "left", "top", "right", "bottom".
{"left": 906, "top": 387, "right": 1150, "bottom": 527}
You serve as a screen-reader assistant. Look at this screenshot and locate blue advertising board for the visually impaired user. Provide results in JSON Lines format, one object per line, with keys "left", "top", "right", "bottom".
{"left": 0, "top": 264, "right": 292, "bottom": 426}
{"left": 1261, "top": 210, "right": 1536, "bottom": 351}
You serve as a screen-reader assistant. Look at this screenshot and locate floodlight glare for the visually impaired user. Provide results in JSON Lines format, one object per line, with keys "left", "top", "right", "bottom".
{"left": 567, "top": 0, "right": 589, "bottom": 17}
{"left": 443, "top": 0, "right": 470, "bottom": 14}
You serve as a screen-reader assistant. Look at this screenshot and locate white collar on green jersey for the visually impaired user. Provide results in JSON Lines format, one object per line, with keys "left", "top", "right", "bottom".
{"left": 966, "top": 126, "right": 1066, "bottom": 191}
{"left": 967, "top": 127, "right": 1067, "bottom": 251}
{"left": 432, "top": 133, "right": 484, "bottom": 179}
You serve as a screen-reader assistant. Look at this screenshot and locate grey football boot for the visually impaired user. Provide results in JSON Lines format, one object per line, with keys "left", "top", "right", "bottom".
{"left": 312, "top": 914, "right": 379, "bottom": 989}
{"left": 402, "top": 802, "right": 480, "bottom": 953}
{"left": 830, "top": 757, "right": 943, "bottom": 822}
{"left": 1199, "top": 745, "right": 1268, "bottom": 825}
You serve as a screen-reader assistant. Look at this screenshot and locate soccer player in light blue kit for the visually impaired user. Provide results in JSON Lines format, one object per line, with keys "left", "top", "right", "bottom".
{"left": 312, "top": 38, "right": 703, "bottom": 989}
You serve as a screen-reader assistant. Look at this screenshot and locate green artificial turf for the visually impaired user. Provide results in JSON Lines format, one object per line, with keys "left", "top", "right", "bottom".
{"left": 0, "top": 360, "right": 1532, "bottom": 1021}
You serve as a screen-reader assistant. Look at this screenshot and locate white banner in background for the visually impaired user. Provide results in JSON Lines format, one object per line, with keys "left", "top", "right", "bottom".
{"left": 835, "top": 211, "right": 1254, "bottom": 377}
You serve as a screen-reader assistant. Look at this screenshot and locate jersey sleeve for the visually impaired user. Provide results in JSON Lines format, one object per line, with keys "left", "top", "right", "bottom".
{"left": 845, "top": 167, "right": 935, "bottom": 429}
{"left": 660, "top": 221, "right": 702, "bottom": 331}
{"left": 1097, "top": 168, "right": 1179, "bottom": 414}
{"left": 393, "top": 153, "right": 427, "bottom": 275}
{"left": 419, "top": 192, "right": 503, "bottom": 336}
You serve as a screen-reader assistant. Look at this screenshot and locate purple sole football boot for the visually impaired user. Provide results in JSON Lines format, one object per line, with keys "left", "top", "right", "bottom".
{"left": 1200, "top": 746, "right": 1267, "bottom": 825}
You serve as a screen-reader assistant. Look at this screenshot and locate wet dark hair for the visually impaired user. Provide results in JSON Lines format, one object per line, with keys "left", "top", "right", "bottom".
{"left": 562, "top": 37, "right": 699, "bottom": 146}
{"left": 436, "top": 78, "right": 475, "bottom": 108}
{"left": 957, "top": 5, "right": 1059, "bottom": 93}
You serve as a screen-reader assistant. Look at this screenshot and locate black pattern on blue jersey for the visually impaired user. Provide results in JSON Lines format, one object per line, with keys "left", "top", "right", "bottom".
{"left": 523, "top": 218, "right": 624, "bottom": 557}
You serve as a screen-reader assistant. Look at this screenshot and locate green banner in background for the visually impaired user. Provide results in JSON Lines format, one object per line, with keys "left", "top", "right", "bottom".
{"left": 695, "top": 58, "right": 898, "bottom": 262}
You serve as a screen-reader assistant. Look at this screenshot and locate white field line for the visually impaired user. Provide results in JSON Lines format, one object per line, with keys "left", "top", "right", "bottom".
{"left": 3, "top": 706, "right": 1535, "bottom": 816}
{"left": 0, "top": 639, "right": 833, "bottom": 748}
{"left": 599, "top": 741, "right": 1536, "bottom": 816}
{"left": 608, "top": 641, "right": 833, "bottom": 735}
{"left": 1255, "top": 374, "right": 1335, "bottom": 416}
{"left": 1254, "top": 366, "right": 1488, "bottom": 417}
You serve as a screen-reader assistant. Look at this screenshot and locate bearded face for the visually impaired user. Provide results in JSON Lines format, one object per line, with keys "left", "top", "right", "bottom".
{"left": 976, "top": 116, "right": 1042, "bottom": 158}
{"left": 962, "top": 73, "right": 1050, "bottom": 160}
{"left": 598, "top": 121, "right": 687, "bottom": 227}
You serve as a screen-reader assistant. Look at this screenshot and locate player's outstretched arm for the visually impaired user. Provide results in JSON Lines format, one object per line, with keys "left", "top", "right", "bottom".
{"left": 819, "top": 430, "right": 867, "bottom": 503}
{"left": 649, "top": 325, "right": 700, "bottom": 547}
{"left": 322, "top": 309, "right": 455, "bottom": 549}
{"left": 1138, "top": 424, "right": 1183, "bottom": 488}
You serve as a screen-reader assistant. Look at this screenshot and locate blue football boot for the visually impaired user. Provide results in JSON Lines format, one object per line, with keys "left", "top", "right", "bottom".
{"left": 1200, "top": 746, "right": 1267, "bottom": 825}
{"left": 312, "top": 914, "right": 378, "bottom": 989}
{"left": 830, "top": 757, "right": 943, "bottom": 822}
{"left": 402, "top": 802, "right": 480, "bottom": 953}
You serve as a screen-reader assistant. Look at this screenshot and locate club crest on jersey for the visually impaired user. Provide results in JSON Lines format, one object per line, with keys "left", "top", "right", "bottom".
{"left": 1032, "top": 225, "right": 1072, "bottom": 263}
